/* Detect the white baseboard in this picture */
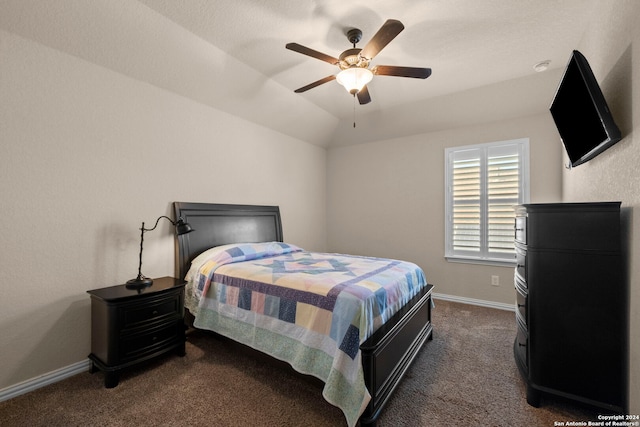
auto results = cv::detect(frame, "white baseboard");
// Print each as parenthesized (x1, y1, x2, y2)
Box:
(0, 359, 91, 403)
(433, 292, 515, 312)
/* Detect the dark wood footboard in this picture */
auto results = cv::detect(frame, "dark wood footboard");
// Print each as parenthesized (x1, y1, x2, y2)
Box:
(359, 284, 434, 425)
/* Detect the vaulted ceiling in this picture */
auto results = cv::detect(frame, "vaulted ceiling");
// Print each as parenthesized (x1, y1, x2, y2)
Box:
(0, 0, 598, 147)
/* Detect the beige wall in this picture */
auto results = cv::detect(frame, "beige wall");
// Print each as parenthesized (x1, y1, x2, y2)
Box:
(562, 0, 640, 413)
(327, 100, 562, 306)
(0, 30, 327, 390)
(1, 0, 638, 414)
(328, 0, 640, 412)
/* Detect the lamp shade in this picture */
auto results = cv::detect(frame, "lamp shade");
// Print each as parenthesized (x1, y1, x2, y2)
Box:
(336, 67, 373, 94)
(175, 218, 193, 235)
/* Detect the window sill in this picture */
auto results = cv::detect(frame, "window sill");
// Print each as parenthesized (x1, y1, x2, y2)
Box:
(445, 256, 516, 268)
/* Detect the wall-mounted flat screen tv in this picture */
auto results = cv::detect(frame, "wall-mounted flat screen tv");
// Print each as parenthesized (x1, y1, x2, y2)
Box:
(549, 50, 621, 168)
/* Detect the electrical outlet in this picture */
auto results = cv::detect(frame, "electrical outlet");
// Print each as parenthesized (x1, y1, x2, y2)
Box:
(491, 275, 500, 286)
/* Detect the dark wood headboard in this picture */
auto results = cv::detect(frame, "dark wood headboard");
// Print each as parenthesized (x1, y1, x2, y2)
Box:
(173, 202, 283, 280)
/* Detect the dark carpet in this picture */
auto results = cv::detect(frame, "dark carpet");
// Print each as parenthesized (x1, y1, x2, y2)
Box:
(0, 300, 600, 426)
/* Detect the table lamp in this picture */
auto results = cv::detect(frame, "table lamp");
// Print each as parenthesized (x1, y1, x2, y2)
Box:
(127, 215, 193, 288)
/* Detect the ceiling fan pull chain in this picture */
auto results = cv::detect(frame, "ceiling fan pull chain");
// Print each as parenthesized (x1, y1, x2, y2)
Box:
(353, 94, 356, 128)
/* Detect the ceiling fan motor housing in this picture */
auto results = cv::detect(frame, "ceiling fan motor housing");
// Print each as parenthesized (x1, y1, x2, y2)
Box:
(339, 48, 370, 70)
(340, 28, 369, 70)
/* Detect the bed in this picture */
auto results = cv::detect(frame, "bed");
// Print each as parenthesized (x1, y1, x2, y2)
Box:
(173, 202, 434, 426)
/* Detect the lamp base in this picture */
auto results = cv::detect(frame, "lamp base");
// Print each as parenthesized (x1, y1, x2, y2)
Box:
(126, 276, 153, 289)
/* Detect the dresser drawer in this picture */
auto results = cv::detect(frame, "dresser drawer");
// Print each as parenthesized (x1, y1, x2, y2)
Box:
(515, 245, 527, 283)
(522, 203, 621, 251)
(515, 281, 527, 325)
(515, 319, 528, 369)
(514, 215, 527, 244)
(121, 293, 182, 330)
(120, 322, 183, 362)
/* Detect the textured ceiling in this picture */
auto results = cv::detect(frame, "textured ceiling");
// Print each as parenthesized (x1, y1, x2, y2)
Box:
(0, 0, 599, 147)
(138, 0, 597, 114)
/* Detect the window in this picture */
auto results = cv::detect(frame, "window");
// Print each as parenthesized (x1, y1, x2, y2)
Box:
(445, 138, 529, 265)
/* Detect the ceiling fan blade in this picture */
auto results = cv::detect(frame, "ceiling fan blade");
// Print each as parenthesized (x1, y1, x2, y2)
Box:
(293, 75, 337, 93)
(359, 19, 405, 60)
(372, 65, 432, 79)
(357, 85, 371, 104)
(286, 43, 340, 65)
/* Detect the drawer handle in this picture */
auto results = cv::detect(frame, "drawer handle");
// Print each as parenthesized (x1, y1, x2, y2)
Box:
(518, 343, 527, 347)
(152, 336, 158, 341)
(152, 310, 159, 315)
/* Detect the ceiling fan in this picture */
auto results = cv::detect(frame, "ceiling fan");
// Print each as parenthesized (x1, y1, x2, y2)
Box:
(285, 19, 432, 105)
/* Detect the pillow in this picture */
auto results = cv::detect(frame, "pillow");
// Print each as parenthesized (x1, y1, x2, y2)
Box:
(186, 242, 302, 280)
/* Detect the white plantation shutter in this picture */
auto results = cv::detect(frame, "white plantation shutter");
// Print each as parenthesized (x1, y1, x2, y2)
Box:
(451, 151, 481, 253)
(445, 139, 529, 264)
(487, 145, 521, 255)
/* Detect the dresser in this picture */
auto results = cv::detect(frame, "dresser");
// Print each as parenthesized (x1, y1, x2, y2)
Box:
(513, 202, 626, 413)
(87, 276, 186, 388)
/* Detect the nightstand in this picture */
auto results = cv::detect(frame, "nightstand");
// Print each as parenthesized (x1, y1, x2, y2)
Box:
(87, 276, 186, 388)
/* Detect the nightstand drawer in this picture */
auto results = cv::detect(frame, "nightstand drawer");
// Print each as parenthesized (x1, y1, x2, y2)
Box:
(122, 295, 181, 329)
(121, 322, 183, 362)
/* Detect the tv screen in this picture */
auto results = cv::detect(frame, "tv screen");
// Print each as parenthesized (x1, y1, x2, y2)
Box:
(549, 50, 621, 168)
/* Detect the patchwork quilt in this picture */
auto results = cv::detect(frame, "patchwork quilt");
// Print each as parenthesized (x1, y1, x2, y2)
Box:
(184, 242, 427, 427)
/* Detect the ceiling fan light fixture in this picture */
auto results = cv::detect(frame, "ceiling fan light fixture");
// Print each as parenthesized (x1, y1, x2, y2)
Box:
(336, 67, 373, 95)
